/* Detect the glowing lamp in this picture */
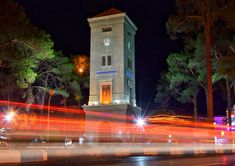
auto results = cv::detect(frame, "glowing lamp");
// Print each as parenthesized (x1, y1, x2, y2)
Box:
(94, 101, 98, 105)
(136, 118, 145, 127)
(115, 100, 121, 104)
(79, 68, 84, 73)
(221, 131, 225, 136)
(5, 111, 15, 122)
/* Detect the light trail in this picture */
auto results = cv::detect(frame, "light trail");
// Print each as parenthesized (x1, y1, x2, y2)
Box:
(0, 100, 134, 121)
(0, 100, 235, 148)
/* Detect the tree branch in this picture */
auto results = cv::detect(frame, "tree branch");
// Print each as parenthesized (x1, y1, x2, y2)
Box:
(229, 46, 235, 54)
(0, 38, 16, 48)
(179, 15, 202, 26)
(37, 70, 54, 77)
(187, 67, 195, 75)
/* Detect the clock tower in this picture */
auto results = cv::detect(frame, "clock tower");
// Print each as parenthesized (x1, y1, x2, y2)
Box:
(83, 8, 140, 142)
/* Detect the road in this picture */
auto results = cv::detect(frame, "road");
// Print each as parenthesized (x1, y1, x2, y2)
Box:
(3, 154, 235, 166)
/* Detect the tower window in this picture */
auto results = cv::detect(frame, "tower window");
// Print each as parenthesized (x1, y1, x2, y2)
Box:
(102, 56, 106, 66)
(128, 41, 131, 52)
(128, 58, 132, 70)
(102, 27, 112, 32)
(101, 55, 112, 66)
(107, 55, 112, 66)
(129, 87, 133, 104)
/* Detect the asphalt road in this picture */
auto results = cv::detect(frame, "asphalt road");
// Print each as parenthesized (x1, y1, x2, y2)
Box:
(3, 154, 235, 166)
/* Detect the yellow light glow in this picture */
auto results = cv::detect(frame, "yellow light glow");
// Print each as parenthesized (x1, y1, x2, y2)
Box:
(5, 111, 15, 122)
(79, 68, 84, 73)
(221, 131, 225, 136)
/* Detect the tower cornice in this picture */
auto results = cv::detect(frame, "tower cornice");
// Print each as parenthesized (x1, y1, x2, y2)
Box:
(88, 9, 137, 31)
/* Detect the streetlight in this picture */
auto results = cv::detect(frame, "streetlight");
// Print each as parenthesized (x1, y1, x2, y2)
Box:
(135, 118, 145, 142)
(79, 68, 84, 74)
(5, 111, 15, 122)
(136, 118, 145, 127)
(168, 134, 172, 144)
(4, 110, 15, 139)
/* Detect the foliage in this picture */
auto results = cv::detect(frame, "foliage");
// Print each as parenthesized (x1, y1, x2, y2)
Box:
(167, 0, 235, 39)
(73, 55, 89, 76)
(217, 55, 235, 81)
(215, 35, 235, 80)
(30, 52, 90, 105)
(166, 0, 235, 119)
(0, 0, 54, 90)
(154, 72, 171, 107)
(0, 0, 90, 107)
(72, 55, 89, 104)
(166, 51, 199, 103)
(155, 34, 210, 119)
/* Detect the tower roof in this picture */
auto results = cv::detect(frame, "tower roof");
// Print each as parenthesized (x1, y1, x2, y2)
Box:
(93, 8, 124, 18)
(88, 7, 137, 31)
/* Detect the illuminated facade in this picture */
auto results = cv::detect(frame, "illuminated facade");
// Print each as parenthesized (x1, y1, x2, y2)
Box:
(83, 8, 140, 142)
(87, 8, 137, 106)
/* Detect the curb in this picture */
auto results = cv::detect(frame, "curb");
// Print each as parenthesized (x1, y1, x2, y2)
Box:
(1, 144, 235, 164)
(45, 144, 235, 157)
(0, 149, 47, 164)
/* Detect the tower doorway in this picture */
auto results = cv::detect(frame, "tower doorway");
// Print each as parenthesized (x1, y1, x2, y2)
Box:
(100, 82, 112, 104)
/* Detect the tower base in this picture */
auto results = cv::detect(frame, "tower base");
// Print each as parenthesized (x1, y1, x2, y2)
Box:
(83, 104, 141, 142)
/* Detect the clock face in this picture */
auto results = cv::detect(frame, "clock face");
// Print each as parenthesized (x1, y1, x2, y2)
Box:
(103, 38, 111, 46)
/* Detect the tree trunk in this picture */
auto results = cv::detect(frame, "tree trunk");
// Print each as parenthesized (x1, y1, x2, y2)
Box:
(233, 85, 235, 100)
(41, 75, 49, 116)
(193, 96, 198, 121)
(226, 78, 232, 126)
(204, 7, 214, 121)
(39, 76, 48, 133)
(26, 87, 34, 111)
(26, 87, 34, 130)
(63, 97, 67, 107)
(47, 94, 52, 142)
(78, 99, 82, 109)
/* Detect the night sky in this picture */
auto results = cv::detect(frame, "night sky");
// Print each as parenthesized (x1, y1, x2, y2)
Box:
(17, 0, 194, 114)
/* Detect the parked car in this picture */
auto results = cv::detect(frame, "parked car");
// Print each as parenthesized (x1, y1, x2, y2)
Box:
(31, 137, 46, 144)
(65, 138, 72, 146)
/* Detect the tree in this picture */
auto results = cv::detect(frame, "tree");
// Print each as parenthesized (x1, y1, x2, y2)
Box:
(166, 47, 206, 120)
(31, 52, 69, 105)
(30, 52, 89, 109)
(74, 55, 89, 76)
(168, 52, 199, 119)
(167, 0, 235, 121)
(155, 34, 212, 120)
(73, 55, 89, 107)
(0, 0, 54, 101)
(215, 37, 235, 125)
(154, 72, 172, 108)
